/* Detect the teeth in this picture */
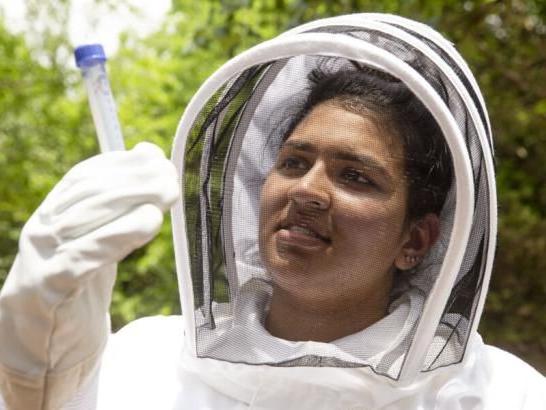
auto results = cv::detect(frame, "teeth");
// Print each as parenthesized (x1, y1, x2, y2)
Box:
(289, 225, 319, 238)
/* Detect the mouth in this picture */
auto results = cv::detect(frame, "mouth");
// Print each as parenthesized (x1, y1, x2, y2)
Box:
(277, 221, 331, 246)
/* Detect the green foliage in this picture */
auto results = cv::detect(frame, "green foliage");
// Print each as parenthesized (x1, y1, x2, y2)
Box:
(0, 0, 544, 369)
(0, 9, 97, 278)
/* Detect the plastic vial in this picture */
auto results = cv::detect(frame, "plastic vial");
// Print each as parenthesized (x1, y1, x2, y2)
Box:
(74, 44, 125, 152)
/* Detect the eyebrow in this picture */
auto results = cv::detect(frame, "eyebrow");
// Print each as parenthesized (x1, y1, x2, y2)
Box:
(281, 140, 394, 182)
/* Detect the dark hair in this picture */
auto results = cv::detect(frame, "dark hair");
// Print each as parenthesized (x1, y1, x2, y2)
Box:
(282, 63, 453, 221)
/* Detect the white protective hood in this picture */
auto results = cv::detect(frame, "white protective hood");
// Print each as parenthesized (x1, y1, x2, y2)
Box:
(169, 13, 497, 402)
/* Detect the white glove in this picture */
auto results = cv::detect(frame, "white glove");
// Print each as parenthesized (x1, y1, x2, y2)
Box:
(0, 142, 179, 410)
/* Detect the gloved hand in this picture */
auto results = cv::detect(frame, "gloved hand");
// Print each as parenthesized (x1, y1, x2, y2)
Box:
(0, 142, 179, 410)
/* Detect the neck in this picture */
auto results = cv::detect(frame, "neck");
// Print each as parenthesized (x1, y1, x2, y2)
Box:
(265, 282, 391, 342)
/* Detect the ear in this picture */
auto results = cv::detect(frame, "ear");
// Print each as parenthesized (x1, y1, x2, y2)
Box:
(394, 213, 440, 271)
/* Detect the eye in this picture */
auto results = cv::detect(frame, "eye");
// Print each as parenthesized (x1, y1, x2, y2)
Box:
(278, 156, 308, 173)
(339, 168, 375, 188)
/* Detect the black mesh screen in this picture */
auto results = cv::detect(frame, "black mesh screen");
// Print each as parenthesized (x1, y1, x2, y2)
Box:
(184, 65, 271, 325)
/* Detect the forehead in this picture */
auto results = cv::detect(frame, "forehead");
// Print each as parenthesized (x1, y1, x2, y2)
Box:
(287, 102, 405, 164)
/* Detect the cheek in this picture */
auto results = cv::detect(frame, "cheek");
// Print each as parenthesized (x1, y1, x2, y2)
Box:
(334, 198, 406, 246)
(259, 175, 287, 216)
(259, 181, 273, 220)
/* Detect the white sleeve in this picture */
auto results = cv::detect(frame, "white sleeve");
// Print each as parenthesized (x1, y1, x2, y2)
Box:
(0, 351, 101, 410)
(59, 366, 100, 410)
(40, 315, 183, 410)
(0, 144, 179, 410)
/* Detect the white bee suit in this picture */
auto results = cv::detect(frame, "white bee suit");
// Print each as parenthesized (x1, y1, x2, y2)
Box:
(0, 13, 544, 410)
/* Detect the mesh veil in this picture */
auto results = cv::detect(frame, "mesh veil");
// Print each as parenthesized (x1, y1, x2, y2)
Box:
(171, 15, 495, 381)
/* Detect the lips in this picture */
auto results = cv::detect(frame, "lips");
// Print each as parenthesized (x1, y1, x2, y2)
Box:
(277, 218, 331, 251)
(281, 223, 330, 243)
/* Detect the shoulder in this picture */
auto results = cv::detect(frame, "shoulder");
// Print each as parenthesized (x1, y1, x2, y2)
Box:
(477, 341, 545, 409)
(96, 316, 185, 409)
(110, 314, 184, 347)
(104, 314, 184, 371)
(480, 343, 544, 379)
(105, 315, 185, 368)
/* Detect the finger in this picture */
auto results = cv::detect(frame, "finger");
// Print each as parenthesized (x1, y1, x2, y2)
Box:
(132, 141, 168, 157)
(39, 155, 178, 228)
(65, 141, 168, 183)
(50, 184, 176, 241)
(53, 203, 165, 282)
(40, 142, 173, 215)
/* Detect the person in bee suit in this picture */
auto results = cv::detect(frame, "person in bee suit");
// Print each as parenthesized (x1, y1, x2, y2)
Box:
(0, 13, 544, 410)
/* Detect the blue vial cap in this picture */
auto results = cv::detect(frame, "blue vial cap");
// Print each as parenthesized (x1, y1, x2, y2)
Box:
(74, 44, 107, 68)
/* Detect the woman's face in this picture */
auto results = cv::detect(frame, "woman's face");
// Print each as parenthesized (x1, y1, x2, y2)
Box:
(259, 101, 412, 307)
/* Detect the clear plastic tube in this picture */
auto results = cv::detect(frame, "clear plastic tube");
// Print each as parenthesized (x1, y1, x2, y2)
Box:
(75, 44, 125, 152)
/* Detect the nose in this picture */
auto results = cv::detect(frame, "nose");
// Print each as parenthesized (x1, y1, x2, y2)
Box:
(287, 162, 331, 211)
